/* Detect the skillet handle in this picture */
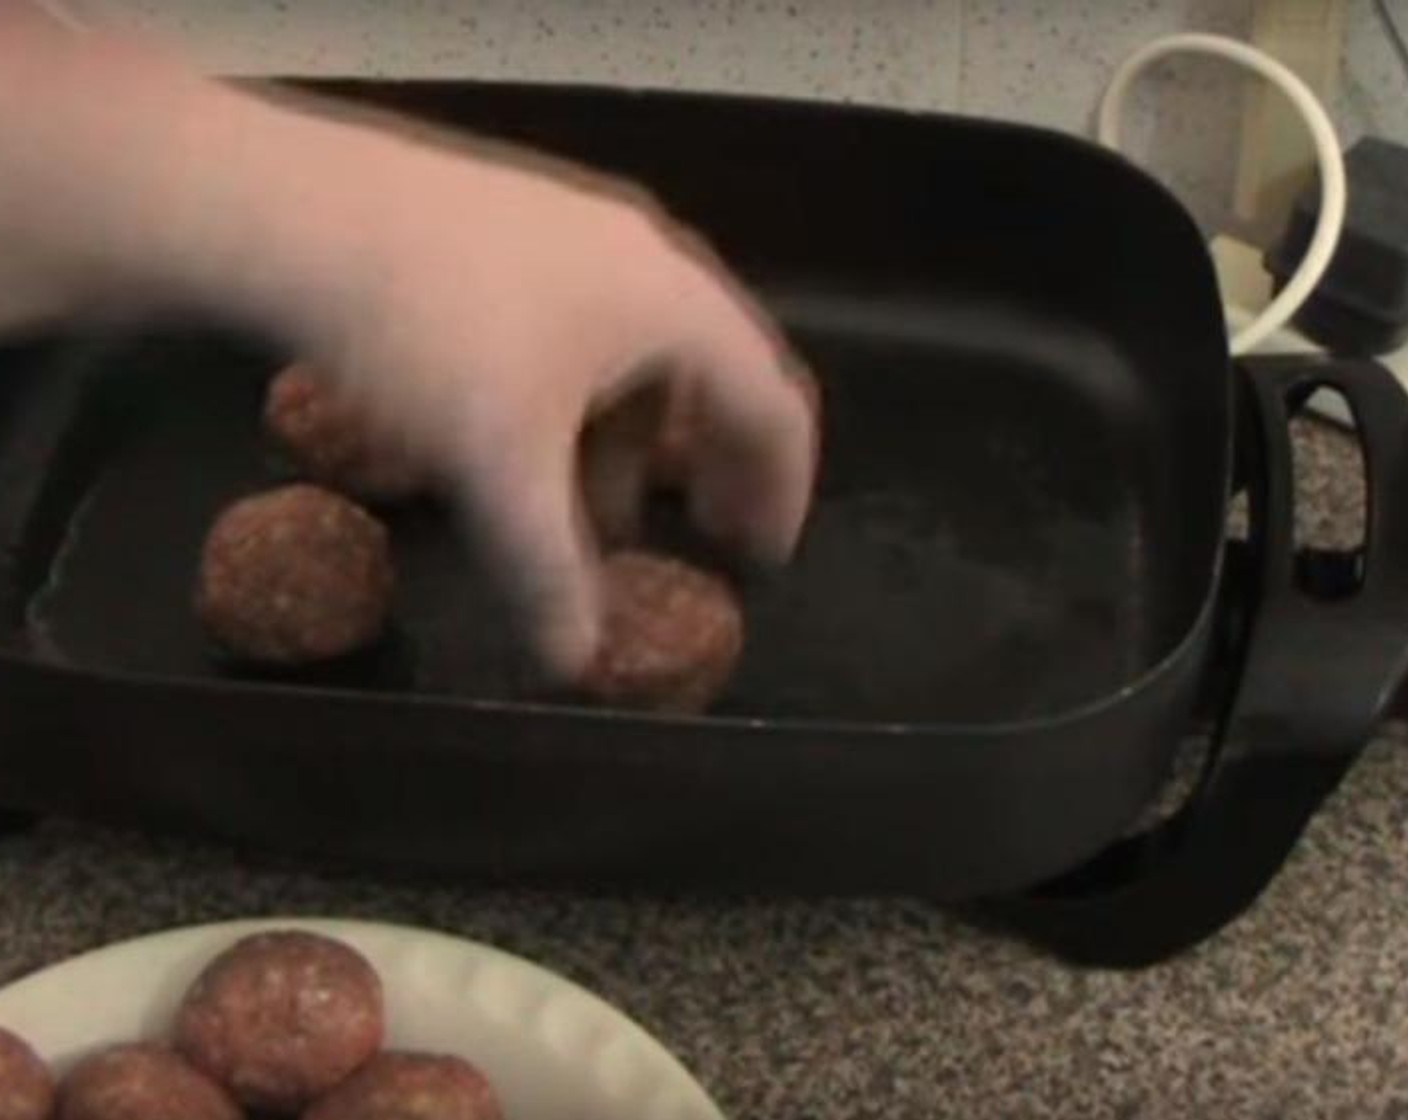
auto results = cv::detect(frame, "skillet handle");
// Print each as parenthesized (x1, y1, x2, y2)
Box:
(990, 354, 1408, 968)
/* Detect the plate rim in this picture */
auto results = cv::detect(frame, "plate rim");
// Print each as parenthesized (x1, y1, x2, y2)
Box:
(0, 915, 727, 1120)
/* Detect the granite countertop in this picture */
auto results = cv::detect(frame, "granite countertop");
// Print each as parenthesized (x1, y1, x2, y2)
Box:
(2, 419, 1402, 1120)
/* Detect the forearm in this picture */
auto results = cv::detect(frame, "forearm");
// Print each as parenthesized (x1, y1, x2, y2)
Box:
(0, 13, 368, 349)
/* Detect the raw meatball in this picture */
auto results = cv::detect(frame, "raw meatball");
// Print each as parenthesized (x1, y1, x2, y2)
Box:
(0, 1027, 54, 1120)
(303, 1052, 502, 1120)
(175, 930, 384, 1114)
(581, 551, 744, 714)
(57, 1045, 239, 1120)
(265, 363, 432, 503)
(196, 484, 394, 664)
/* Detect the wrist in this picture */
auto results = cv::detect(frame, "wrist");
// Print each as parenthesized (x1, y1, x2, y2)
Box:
(152, 88, 390, 355)
(0, 26, 381, 351)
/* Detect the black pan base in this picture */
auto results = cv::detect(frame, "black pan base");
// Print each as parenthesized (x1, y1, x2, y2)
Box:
(0, 82, 1244, 915)
(16, 299, 1154, 727)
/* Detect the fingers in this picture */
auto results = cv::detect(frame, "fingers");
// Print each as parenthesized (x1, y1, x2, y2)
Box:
(669, 287, 819, 566)
(685, 361, 816, 565)
(456, 429, 601, 680)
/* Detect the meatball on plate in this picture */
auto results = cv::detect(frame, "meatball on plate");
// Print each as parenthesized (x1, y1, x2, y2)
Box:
(0, 919, 723, 1120)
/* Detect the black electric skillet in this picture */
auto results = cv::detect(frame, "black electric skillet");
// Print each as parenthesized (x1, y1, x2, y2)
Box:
(2, 82, 1407, 967)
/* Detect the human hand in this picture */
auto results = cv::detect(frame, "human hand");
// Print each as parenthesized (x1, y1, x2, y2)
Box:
(264, 107, 818, 677)
(0, 18, 818, 679)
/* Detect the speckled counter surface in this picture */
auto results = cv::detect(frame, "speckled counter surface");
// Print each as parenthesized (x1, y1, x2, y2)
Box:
(1, 421, 1401, 1120)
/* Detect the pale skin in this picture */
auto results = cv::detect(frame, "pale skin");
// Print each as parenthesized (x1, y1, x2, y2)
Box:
(0, 7, 817, 679)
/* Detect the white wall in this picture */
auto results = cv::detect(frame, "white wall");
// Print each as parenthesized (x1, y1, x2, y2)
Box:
(1341, 0, 1408, 148)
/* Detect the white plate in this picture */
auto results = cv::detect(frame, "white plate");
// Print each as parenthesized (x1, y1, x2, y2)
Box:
(0, 917, 726, 1120)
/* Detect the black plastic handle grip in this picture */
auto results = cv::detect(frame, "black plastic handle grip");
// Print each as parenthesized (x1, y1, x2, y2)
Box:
(992, 354, 1408, 967)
